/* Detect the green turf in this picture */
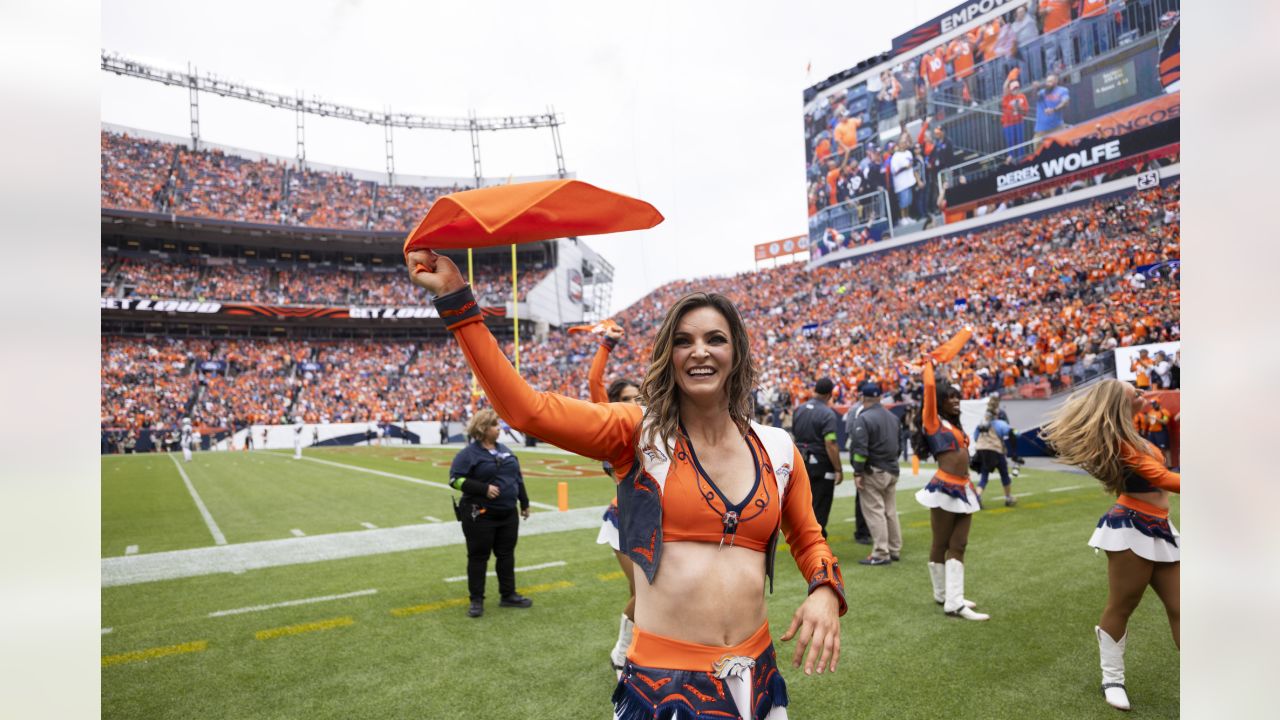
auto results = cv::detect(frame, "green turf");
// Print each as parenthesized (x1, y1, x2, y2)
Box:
(102, 447, 616, 553)
(102, 450, 1179, 718)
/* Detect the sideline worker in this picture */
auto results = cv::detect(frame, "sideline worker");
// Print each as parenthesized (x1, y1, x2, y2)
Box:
(791, 377, 844, 538)
(849, 381, 903, 565)
(449, 408, 533, 618)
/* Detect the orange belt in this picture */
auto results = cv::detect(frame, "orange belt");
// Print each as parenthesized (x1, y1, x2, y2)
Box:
(1118, 494, 1169, 519)
(628, 621, 771, 672)
(934, 469, 971, 486)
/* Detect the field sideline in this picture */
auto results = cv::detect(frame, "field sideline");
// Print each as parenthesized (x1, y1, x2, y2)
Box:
(102, 446, 1179, 718)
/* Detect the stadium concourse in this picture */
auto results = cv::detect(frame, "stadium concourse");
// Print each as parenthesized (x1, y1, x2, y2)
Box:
(101, 142, 1179, 450)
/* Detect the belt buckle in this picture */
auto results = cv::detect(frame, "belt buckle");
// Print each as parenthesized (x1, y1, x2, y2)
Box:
(712, 654, 755, 680)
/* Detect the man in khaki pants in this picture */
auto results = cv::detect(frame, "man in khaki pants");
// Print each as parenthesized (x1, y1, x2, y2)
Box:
(849, 382, 903, 566)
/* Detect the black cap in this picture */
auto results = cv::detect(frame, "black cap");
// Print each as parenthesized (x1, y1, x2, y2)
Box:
(859, 381, 882, 398)
(814, 378, 835, 395)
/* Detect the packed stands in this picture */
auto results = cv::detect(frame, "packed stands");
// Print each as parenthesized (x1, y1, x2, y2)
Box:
(100, 132, 177, 212)
(102, 255, 551, 306)
(100, 130, 459, 232)
(102, 182, 1179, 443)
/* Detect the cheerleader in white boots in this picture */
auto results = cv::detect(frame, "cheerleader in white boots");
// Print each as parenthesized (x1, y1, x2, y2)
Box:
(911, 328, 987, 621)
(1041, 380, 1180, 712)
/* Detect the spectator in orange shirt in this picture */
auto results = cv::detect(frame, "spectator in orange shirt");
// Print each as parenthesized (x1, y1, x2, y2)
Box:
(1077, 0, 1114, 63)
(1040, 0, 1076, 71)
(919, 49, 948, 120)
(1001, 76, 1031, 161)
(1144, 399, 1172, 467)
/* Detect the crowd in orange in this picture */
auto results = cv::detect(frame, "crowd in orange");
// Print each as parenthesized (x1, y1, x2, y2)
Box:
(100, 132, 176, 212)
(101, 182, 1179, 437)
(103, 254, 550, 306)
(100, 131, 459, 232)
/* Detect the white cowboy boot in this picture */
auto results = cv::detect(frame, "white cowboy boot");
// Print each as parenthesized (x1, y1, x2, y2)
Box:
(931, 561, 976, 609)
(944, 559, 989, 620)
(1096, 625, 1131, 711)
(610, 614, 633, 676)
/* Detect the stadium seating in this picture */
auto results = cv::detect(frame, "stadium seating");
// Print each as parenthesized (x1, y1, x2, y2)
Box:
(100, 130, 459, 232)
(101, 182, 1179, 439)
(102, 255, 552, 306)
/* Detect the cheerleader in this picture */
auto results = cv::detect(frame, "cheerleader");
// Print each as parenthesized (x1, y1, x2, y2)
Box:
(586, 321, 644, 675)
(409, 250, 845, 719)
(912, 327, 988, 621)
(1040, 380, 1179, 712)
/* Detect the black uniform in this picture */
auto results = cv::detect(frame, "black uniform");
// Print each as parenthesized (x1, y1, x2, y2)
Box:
(792, 399, 840, 538)
(449, 441, 530, 602)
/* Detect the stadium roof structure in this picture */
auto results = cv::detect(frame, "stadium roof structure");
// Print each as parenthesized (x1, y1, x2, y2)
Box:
(101, 52, 569, 185)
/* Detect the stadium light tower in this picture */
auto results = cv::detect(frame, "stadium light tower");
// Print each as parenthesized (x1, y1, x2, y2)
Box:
(102, 52, 567, 176)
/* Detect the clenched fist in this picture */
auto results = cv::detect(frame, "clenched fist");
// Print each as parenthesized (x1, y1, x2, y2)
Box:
(405, 249, 467, 297)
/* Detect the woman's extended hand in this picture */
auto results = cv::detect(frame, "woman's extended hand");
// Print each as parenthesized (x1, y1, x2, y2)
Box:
(405, 249, 466, 297)
(520, 507, 531, 520)
(486, 484, 500, 500)
(779, 586, 841, 676)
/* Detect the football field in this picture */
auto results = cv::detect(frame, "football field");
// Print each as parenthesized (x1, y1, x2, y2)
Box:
(102, 446, 1179, 719)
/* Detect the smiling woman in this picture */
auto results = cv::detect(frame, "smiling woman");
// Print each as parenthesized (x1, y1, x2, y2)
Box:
(408, 249, 845, 720)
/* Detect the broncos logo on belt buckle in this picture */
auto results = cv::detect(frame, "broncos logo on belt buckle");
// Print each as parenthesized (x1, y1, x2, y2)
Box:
(712, 654, 755, 679)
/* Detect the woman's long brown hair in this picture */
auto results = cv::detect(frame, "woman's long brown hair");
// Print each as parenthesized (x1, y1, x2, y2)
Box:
(1039, 379, 1148, 495)
(637, 293, 757, 459)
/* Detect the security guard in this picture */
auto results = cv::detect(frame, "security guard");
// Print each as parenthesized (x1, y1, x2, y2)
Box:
(791, 377, 844, 538)
(449, 408, 533, 618)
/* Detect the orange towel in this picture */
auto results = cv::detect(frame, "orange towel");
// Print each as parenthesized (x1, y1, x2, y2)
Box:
(567, 318, 622, 335)
(404, 179, 663, 253)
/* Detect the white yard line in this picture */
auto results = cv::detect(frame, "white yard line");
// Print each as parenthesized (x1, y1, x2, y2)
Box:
(124, 545, 138, 556)
(101, 627, 113, 635)
(290, 529, 306, 537)
(208, 589, 378, 618)
(282, 454, 557, 510)
(443, 561, 567, 583)
(168, 454, 227, 546)
(360, 522, 379, 530)
(102, 505, 606, 588)
(423, 516, 442, 523)
(1049, 485, 1088, 493)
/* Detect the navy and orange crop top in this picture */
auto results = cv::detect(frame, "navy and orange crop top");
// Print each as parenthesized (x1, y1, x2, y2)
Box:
(433, 284, 846, 615)
(659, 427, 777, 551)
(1120, 440, 1180, 495)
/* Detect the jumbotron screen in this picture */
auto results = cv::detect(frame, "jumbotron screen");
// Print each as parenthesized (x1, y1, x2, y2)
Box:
(803, 0, 1180, 261)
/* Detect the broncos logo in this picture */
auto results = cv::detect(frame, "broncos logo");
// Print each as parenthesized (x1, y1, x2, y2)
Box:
(775, 463, 791, 483)
(641, 445, 666, 463)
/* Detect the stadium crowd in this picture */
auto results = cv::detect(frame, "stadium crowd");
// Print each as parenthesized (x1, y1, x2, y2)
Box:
(805, 1, 1180, 220)
(102, 183, 1179, 446)
(100, 130, 462, 232)
(102, 254, 550, 306)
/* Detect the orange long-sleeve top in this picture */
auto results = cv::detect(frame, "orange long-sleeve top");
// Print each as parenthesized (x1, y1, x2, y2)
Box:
(1121, 441, 1180, 494)
(922, 327, 973, 436)
(437, 286, 845, 610)
(588, 339, 612, 404)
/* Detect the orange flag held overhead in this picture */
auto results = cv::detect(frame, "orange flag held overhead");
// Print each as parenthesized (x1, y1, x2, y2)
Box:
(403, 179, 663, 254)
(567, 318, 622, 335)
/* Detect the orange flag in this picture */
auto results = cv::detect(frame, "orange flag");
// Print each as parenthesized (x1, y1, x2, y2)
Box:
(403, 179, 663, 254)
(567, 318, 622, 335)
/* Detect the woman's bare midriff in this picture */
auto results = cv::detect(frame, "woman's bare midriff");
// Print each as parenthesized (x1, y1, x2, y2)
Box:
(1123, 488, 1170, 511)
(936, 449, 970, 478)
(633, 540, 768, 646)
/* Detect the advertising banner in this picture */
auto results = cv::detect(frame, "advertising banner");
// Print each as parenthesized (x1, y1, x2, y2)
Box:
(945, 117, 1179, 206)
(754, 235, 809, 262)
(102, 298, 505, 321)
